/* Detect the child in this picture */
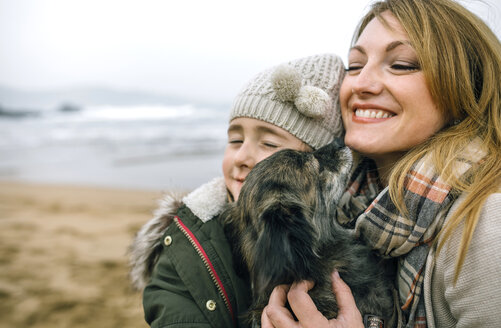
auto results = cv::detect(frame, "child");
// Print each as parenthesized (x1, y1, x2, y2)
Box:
(129, 53, 346, 328)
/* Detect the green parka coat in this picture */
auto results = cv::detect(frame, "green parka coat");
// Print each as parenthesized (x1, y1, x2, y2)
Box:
(129, 177, 251, 328)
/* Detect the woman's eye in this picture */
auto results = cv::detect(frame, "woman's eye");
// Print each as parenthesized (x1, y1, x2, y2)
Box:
(346, 65, 363, 72)
(391, 63, 420, 71)
(229, 139, 242, 144)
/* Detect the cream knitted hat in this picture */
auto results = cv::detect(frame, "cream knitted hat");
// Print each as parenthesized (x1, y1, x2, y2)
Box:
(230, 53, 345, 150)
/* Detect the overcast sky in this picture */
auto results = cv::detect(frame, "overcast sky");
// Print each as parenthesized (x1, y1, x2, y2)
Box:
(1, 0, 500, 103)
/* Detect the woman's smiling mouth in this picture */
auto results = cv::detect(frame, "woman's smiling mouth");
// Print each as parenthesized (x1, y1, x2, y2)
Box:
(354, 109, 395, 118)
(351, 103, 396, 121)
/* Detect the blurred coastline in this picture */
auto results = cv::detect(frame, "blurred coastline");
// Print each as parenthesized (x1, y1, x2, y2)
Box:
(0, 85, 229, 192)
(0, 86, 229, 327)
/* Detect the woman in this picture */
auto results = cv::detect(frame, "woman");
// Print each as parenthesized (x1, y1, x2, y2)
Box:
(262, 0, 501, 327)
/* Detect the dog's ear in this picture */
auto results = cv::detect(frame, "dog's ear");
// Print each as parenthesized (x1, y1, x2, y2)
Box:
(311, 138, 353, 218)
(313, 138, 345, 170)
(219, 204, 251, 280)
(251, 203, 321, 296)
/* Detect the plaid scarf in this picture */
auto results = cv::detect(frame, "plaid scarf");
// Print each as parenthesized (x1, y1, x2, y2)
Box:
(337, 139, 486, 328)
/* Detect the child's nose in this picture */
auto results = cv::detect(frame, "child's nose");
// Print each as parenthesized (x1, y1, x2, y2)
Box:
(234, 142, 257, 169)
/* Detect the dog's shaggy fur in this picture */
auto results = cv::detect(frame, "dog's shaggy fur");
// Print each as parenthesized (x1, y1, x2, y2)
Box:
(219, 139, 395, 326)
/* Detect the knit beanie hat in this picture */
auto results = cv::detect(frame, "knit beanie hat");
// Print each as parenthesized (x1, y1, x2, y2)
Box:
(230, 53, 345, 150)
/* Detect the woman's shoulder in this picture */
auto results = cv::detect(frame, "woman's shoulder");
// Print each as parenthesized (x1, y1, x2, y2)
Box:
(480, 190, 501, 213)
(436, 190, 501, 280)
(432, 191, 501, 286)
(427, 191, 501, 327)
(470, 191, 501, 246)
(445, 190, 501, 245)
(452, 190, 501, 229)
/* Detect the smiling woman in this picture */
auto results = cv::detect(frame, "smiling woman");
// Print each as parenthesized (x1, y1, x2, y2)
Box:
(261, 0, 501, 328)
(340, 11, 447, 183)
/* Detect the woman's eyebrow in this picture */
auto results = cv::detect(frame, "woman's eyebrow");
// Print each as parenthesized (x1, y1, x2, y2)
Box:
(349, 45, 366, 55)
(386, 40, 413, 52)
(349, 40, 413, 55)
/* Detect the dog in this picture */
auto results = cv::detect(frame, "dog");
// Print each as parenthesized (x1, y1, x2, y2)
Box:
(219, 139, 395, 327)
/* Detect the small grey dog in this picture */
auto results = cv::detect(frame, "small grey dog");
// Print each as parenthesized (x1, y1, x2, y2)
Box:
(220, 139, 395, 327)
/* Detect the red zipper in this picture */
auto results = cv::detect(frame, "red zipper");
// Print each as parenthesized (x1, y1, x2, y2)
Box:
(174, 216, 235, 325)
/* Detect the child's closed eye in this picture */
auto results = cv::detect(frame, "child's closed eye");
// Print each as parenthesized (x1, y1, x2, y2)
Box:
(263, 142, 278, 148)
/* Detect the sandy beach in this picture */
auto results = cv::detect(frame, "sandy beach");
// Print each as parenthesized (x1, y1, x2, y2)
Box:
(0, 181, 168, 328)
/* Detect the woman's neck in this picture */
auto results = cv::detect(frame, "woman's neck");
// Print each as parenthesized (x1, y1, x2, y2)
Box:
(372, 153, 404, 187)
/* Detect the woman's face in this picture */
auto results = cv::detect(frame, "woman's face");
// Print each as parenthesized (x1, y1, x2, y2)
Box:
(340, 11, 447, 166)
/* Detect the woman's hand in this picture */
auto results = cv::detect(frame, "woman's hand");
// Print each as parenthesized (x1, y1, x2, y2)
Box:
(261, 271, 364, 328)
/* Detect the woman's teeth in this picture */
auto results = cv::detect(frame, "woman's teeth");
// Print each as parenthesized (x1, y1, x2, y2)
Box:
(355, 109, 394, 118)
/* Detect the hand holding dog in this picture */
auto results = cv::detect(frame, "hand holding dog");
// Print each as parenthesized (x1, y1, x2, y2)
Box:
(261, 271, 364, 328)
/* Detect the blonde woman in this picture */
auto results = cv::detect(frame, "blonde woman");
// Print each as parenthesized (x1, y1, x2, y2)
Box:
(262, 0, 501, 327)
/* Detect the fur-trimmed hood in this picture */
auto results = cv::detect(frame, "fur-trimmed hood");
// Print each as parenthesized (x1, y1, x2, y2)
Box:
(128, 177, 228, 290)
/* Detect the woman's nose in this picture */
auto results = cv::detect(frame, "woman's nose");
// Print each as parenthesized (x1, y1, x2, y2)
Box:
(351, 65, 384, 96)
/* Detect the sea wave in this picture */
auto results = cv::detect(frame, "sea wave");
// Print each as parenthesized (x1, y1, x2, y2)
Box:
(0, 103, 229, 189)
(0, 103, 228, 149)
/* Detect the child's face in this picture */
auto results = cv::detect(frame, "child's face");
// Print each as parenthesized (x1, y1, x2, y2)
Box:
(222, 117, 312, 201)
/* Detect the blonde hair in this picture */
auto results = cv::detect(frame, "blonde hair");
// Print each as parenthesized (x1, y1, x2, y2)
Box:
(354, 0, 501, 282)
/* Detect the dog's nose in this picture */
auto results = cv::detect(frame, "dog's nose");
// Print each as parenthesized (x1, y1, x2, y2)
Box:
(331, 137, 345, 148)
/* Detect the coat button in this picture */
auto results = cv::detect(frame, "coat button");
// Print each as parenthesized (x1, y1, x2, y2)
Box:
(164, 235, 172, 246)
(206, 300, 216, 311)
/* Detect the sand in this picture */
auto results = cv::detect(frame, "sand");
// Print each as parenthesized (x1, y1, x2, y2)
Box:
(0, 181, 168, 328)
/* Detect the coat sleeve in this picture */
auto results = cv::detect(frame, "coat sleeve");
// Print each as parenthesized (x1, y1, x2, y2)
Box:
(429, 192, 501, 327)
(143, 252, 211, 328)
(143, 234, 212, 328)
(142, 217, 239, 328)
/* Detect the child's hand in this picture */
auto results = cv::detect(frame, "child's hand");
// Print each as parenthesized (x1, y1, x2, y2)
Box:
(261, 271, 364, 328)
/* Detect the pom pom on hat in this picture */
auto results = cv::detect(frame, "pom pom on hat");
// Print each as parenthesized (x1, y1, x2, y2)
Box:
(271, 65, 302, 102)
(272, 64, 330, 119)
(295, 85, 331, 119)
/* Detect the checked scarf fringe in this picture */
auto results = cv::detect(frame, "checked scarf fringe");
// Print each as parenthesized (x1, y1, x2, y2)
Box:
(337, 138, 486, 328)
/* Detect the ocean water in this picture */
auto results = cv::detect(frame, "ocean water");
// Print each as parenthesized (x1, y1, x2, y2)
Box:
(0, 104, 228, 191)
